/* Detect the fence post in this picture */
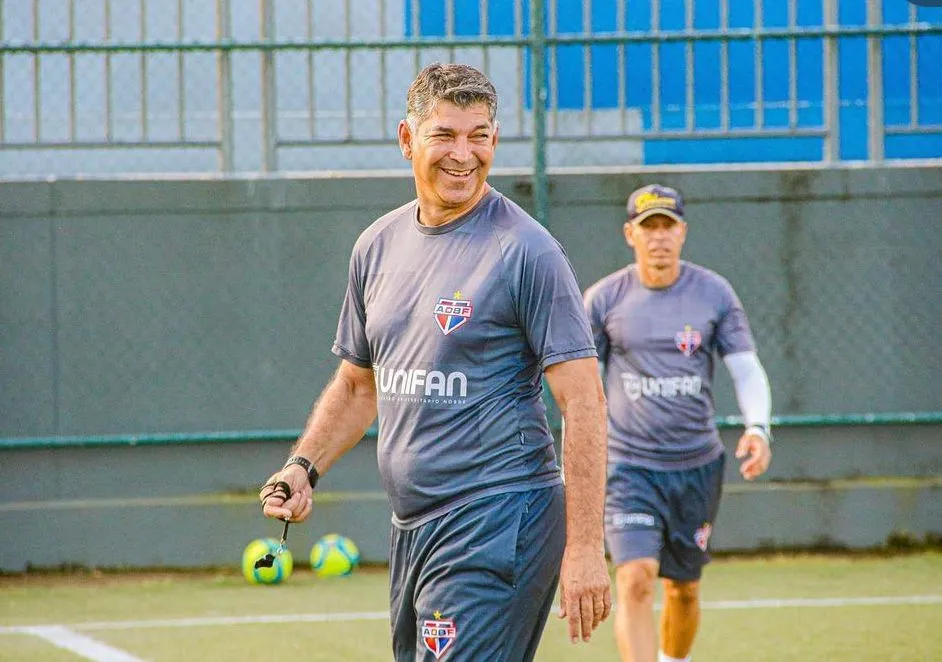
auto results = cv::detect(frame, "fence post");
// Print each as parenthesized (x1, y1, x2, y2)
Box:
(822, 0, 839, 163)
(0, 1, 5, 143)
(260, 0, 277, 172)
(216, 0, 234, 172)
(530, 0, 549, 226)
(866, 0, 884, 162)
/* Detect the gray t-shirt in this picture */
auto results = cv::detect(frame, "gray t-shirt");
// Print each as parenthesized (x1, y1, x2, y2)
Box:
(333, 188, 597, 527)
(584, 262, 755, 470)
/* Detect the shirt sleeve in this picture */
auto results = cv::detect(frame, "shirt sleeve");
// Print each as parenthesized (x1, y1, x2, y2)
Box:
(583, 282, 611, 367)
(723, 351, 771, 428)
(715, 281, 757, 357)
(331, 244, 372, 368)
(514, 240, 598, 370)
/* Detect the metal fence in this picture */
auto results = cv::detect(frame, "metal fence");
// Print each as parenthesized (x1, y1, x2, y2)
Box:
(1, 0, 941, 184)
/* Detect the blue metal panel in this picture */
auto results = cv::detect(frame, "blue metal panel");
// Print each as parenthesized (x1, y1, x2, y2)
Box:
(408, 0, 942, 163)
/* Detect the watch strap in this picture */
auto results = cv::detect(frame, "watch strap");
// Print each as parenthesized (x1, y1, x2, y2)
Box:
(283, 455, 320, 489)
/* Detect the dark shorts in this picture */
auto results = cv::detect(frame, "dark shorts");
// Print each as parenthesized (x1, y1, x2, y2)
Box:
(604, 454, 725, 581)
(389, 485, 565, 661)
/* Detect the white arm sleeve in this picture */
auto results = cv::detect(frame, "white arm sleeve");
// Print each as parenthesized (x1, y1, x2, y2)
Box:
(723, 350, 771, 428)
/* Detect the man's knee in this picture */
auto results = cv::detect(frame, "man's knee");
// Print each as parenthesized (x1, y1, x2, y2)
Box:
(662, 578, 700, 608)
(616, 559, 659, 606)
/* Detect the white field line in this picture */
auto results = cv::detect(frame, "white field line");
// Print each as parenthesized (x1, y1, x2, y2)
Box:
(2, 597, 940, 636)
(18, 626, 145, 662)
(0, 611, 391, 635)
(699, 595, 942, 609)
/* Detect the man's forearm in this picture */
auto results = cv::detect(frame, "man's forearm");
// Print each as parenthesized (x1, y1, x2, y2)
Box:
(291, 367, 377, 475)
(561, 392, 608, 548)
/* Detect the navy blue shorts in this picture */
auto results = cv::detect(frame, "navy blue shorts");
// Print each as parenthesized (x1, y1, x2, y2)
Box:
(389, 485, 565, 661)
(604, 454, 725, 581)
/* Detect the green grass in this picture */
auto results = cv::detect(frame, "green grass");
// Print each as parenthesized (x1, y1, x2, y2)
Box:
(1, 552, 941, 661)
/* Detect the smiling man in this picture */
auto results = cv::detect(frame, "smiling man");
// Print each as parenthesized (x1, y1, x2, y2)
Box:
(584, 184, 773, 662)
(259, 63, 611, 661)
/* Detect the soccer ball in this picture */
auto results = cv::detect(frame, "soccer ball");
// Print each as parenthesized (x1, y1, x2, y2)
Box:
(242, 537, 293, 585)
(310, 533, 360, 578)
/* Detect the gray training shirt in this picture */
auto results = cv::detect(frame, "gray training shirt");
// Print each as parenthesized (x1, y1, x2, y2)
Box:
(333, 188, 597, 527)
(584, 262, 756, 470)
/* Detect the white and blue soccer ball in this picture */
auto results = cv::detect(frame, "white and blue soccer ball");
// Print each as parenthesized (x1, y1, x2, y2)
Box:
(310, 533, 361, 578)
(242, 537, 293, 585)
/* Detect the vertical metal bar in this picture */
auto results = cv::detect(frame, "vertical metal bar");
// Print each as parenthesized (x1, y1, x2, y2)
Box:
(140, 0, 148, 140)
(684, 0, 694, 132)
(482, 0, 490, 77)
(788, 0, 798, 129)
(516, 0, 524, 136)
(583, 0, 593, 136)
(33, 0, 41, 141)
(548, 0, 557, 136)
(530, 0, 549, 226)
(445, 0, 455, 62)
(651, 0, 661, 132)
(306, 0, 315, 138)
(822, 0, 838, 162)
(909, 2, 918, 127)
(216, 0, 233, 171)
(177, 0, 186, 140)
(344, 0, 352, 140)
(754, 0, 763, 129)
(104, 0, 112, 141)
(379, 0, 388, 139)
(617, 0, 626, 133)
(260, 0, 277, 171)
(412, 0, 420, 74)
(720, 0, 729, 131)
(0, 0, 5, 142)
(68, 0, 76, 140)
(866, 0, 883, 160)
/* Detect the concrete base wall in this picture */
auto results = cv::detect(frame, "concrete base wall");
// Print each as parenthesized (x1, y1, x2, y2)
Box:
(1, 424, 939, 571)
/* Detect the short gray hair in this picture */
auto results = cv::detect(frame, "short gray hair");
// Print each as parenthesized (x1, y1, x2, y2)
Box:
(406, 63, 498, 129)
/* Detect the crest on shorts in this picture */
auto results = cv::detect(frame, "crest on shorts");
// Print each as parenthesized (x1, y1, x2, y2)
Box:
(675, 325, 702, 357)
(434, 291, 473, 336)
(422, 611, 457, 659)
(694, 523, 713, 551)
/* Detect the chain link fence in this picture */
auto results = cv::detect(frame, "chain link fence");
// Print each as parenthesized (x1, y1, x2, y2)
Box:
(1, 1, 941, 438)
(1, 0, 941, 177)
(713, 190, 942, 417)
(2, 169, 940, 440)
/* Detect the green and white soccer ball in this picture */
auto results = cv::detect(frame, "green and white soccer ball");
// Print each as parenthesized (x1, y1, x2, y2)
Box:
(242, 537, 293, 585)
(310, 533, 361, 578)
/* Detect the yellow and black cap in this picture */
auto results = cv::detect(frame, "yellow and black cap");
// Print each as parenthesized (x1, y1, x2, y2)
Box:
(627, 184, 685, 224)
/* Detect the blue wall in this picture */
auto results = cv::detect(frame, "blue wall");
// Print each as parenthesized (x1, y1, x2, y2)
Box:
(406, 0, 942, 163)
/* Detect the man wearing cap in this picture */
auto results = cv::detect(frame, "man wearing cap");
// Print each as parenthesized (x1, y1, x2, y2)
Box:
(583, 184, 773, 662)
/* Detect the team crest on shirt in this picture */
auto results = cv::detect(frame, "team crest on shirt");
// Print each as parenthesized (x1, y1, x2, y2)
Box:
(422, 611, 457, 659)
(434, 291, 473, 336)
(675, 324, 702, 357)
(694, 523, 713, 551)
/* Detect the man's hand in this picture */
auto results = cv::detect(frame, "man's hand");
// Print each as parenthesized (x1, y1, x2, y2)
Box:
(258, 464, 313, 522)
(557, 543, 612, 643)
(735, 432, 772, 481)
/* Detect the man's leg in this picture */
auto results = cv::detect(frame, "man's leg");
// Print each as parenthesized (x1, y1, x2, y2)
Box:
(389, 525, 419, 661)
(659, 578, 700, 660)
(605, 462, 671, 662)
(501, 485, 566, 660)
(655, 454, 725, 662)
(409, 486, 565, 661)
(614, 558, 660, 662)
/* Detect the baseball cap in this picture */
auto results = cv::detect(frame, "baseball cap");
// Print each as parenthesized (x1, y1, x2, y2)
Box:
(626, 184, 685, 224)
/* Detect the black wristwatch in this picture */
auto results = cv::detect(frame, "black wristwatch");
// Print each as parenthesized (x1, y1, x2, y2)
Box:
(283, 455, 320, 489)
